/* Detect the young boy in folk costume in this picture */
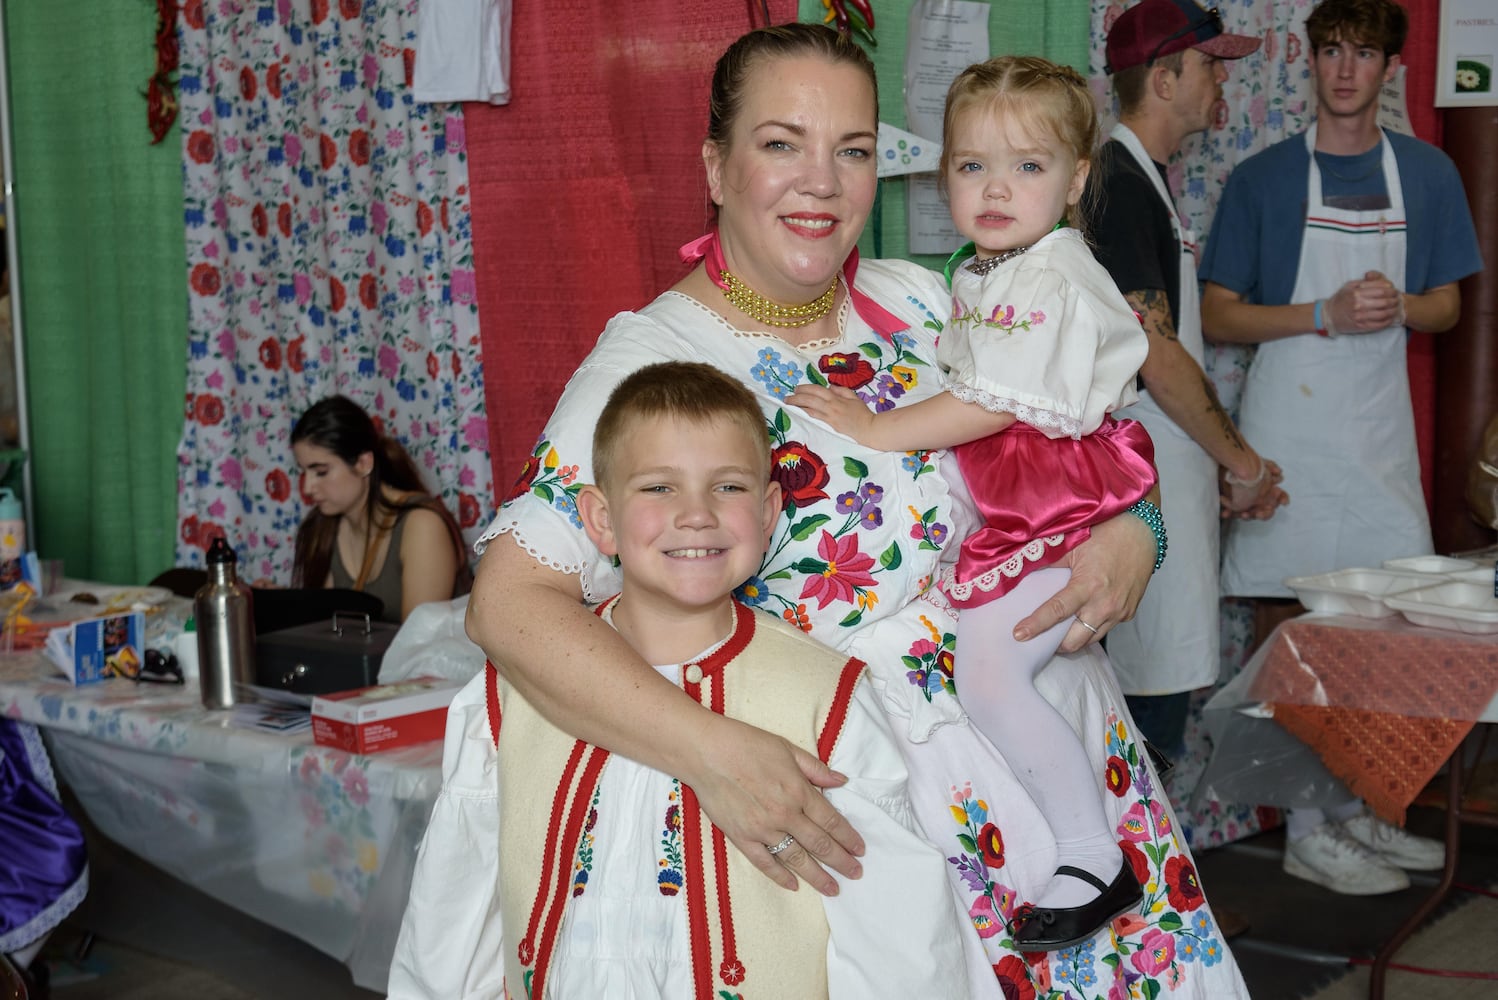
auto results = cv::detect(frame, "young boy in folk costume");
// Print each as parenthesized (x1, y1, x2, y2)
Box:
(493, 362, 975, 999)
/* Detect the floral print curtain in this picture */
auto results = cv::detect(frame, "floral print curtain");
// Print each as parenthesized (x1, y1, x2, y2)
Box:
(174, 0, 491, 582)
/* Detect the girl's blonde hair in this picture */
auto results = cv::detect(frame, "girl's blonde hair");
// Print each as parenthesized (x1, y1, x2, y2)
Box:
(939, 55, 1100, 237)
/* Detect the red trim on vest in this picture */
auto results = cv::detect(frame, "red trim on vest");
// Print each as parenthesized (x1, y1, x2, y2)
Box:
(679, 782, 714, 1000)
(485, 661, 501, 750)
(817, 657, 866, 763)
(531, 744, 610, 1000)
(712, 822, 743, 988)
(520, 740, 588, 970)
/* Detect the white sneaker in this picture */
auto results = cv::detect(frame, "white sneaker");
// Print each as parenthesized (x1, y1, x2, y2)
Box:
(1340, 813, 1446, 871)
(1283, 825, 1411, 895)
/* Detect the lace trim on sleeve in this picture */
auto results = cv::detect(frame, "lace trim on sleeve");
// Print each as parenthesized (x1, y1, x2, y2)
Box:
(943, 382, 1083, 440)
(474, 518, 610, 605)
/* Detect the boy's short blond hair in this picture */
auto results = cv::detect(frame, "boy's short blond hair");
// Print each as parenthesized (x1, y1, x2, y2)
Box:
(592, 362, 771, 491)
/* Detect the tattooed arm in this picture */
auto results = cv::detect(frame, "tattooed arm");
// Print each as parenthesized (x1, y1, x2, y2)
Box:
(1127, 288, 1287, 518)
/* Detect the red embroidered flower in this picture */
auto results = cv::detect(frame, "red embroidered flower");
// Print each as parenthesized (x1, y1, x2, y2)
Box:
(310, 0, 329, 23)
(402, 48, 416, 88)
(239, 66, 257, 102)
(348, 129, 371, 167)
(267, 64, 282, 100)
(251, 203, 267, 238)
(265, 469, 291, 503)
(798, 530, 877, 610)
(992, 955, 1035, 1000)
(181, 514, 200, 547)
(440, 197, 450, 231)
(258, 338, 282, 370)
(416, 201, 434, 237)
(329, 277, 346, 312)
(319, 133, 337, 170)
(286, 336, 307, 373)
(182, 0, 205, 29)
(1120, 840, 1150, 887)
(278, 203, 293, 238)
(194, 394, 225, 426)
(769, 441, 829, 511)
(1164, 854, 1204, 912)
(187, 130, 215, 164)
(818, 351, 876, 389)
(458, 492, 481, 528)
(426, 352, 439, 379)
(505, 455, 540, 503)
(359, 274, 378, 310)
(339, 0, 361, 18)
(189, 263, 221, 297)
(197, 521, 226, 551)
(977, 821, 1005, 869)
(450, 352, 462, 377)
(1105, 755, 1132, 797)
(719, 960, 745, 986)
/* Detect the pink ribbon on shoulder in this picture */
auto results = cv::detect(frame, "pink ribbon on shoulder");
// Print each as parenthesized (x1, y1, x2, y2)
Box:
(679, 230, 906, 343)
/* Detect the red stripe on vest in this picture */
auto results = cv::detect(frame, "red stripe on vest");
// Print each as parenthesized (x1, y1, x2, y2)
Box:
(520, 740, 589, 966)
(679, 782, 714, 1000)
(531, 745, 610, 1000)
(485, 661, 501, 749)
(817, 657, 866, 763)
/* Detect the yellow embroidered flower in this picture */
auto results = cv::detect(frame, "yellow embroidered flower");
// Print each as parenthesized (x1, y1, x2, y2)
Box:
(890, 365, 918, 389)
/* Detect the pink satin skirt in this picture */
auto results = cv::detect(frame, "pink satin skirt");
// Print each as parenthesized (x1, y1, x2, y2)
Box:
(945, 416, 1156, 609)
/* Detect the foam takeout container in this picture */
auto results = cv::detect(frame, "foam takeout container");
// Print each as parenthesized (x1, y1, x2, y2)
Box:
(1382, 580, 1498, 634)
(1284, 568, 1431, 619)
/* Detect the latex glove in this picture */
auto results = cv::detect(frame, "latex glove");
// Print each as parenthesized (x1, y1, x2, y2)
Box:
(1221, 459, 1288, 520)
(1325, 272, 1401, 335)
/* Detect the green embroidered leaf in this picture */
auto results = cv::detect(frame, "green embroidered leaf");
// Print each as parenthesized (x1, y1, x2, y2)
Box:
(764, 569, 792, 581)
(774, 408, 791, 433)
(919, 540, 940, 552)
(879, 543, 902, 570)
(789, 514, 831, 540)
(1144, 842, 1168, 867)
(804, 362, 828, 387)
(843, 456, 869, 478)
(1142, 978, 1162, 1000)
(859, 342, 882, 358)
(1157, 911, 1183, 931)
(957, 834, 978, 853)
(921, 505, 938, 522)
(534, 484, 555, 502)
(791, 558, 830, 575)
(901, 655, 921, 669)
(1102, 954, 1121, 970)
(839, 609, 864, 627)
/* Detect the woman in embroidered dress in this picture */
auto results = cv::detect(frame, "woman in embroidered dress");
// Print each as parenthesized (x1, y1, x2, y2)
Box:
(390, 23, 1250, 1000)
(789, 56, 1157, 951)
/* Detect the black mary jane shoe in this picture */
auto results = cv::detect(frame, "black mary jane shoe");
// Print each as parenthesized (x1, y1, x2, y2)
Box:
(1012, 863, 1144, 952)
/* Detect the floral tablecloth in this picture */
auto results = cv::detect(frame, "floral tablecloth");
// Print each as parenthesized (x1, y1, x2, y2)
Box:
(0, 651, 441, 992)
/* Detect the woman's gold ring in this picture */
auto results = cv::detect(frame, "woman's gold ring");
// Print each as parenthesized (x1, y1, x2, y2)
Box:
(1075, 615, 1100, 634)
(766, 834, 795, 856)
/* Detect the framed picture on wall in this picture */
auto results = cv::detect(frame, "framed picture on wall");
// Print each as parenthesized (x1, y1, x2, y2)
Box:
(1435, 0, 1498, 107)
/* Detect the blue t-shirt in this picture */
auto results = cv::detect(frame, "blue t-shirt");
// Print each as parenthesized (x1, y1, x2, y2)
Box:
(1199, 128, 1482, 305)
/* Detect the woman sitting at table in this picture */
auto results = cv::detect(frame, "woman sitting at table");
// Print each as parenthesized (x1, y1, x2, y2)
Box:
(291, 395, 471, 623)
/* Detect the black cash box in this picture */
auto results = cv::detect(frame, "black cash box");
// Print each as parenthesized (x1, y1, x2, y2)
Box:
(254, 613, 400, 694)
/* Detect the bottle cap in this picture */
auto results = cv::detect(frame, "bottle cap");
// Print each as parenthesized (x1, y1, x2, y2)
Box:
(0, 488, 20, 521)
(205, 536, 237, 566)
(184, 616, 196, 632)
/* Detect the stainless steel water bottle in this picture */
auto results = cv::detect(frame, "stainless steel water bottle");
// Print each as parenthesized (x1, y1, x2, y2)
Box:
(195, 536, 255, 709)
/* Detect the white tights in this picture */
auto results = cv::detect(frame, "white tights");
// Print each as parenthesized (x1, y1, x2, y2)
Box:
(958, 567, 1123, 910)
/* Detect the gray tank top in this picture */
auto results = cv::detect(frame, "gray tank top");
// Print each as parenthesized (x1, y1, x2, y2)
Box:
(329, 510, 408, 624)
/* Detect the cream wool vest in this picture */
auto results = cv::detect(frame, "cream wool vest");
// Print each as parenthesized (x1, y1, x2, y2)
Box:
(493, 599, 867, 1000)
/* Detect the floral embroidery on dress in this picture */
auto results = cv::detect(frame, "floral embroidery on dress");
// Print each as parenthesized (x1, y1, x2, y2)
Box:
(903, 614, 956, 702)
(657, 780, 684, 897)
(571, 788, 600, 897)
(505, 434, 582, 528)
(946, 711, 1226, 998)
(951, 298, 1045, 336)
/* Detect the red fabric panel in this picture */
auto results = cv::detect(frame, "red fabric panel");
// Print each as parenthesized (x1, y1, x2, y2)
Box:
(466, 2, 797, 496)
(1403, 0, 1440, 512)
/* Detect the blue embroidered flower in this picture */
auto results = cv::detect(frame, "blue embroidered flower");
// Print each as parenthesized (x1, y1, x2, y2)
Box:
(735, 576, 770, 606)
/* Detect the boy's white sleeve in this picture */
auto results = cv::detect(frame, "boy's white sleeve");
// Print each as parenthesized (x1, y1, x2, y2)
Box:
(822, 682, 989, 1000)
(387, 671, 507, 999)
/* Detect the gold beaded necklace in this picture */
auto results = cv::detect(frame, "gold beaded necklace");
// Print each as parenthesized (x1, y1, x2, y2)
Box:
(720, 270, 838, 329)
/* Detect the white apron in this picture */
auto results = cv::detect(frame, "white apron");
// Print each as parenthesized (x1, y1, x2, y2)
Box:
(1220, 126, 1430, 598)
(1105, 124, 1220, 696)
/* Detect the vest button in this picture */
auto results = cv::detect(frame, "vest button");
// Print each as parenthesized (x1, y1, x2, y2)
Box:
(684, 664, 704, 685)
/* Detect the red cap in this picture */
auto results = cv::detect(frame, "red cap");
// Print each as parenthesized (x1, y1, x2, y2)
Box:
(1105, 0, 1262, 75)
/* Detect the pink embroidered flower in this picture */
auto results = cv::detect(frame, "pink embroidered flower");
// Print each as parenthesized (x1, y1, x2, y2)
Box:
(969, 894, 1003, 939)
(1118, 799, 1169, 842)
(1130, 927, 1176, 976)
(798, 531, 877, 609)
(1111, 911, 1148, 938)
(988, 303, 1015, 325)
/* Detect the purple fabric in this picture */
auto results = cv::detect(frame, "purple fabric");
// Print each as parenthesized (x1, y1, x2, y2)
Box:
(947, 416, 1158, 607)
(0, 718, 87, 952)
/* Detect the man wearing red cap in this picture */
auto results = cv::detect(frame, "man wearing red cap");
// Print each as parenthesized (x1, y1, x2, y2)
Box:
(1090, 0, 1281, 786)
(1200, 0, 1480, 896)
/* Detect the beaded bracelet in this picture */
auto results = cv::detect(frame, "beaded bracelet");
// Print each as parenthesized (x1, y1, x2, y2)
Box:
(1128, 499, 1168, 573)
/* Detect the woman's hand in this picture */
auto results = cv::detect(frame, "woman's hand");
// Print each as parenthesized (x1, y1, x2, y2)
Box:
(1013, 507, 1154, 652)
(687, 715, 866, 895)
(786, 383, 875, 441)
